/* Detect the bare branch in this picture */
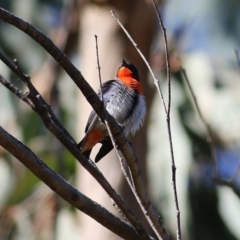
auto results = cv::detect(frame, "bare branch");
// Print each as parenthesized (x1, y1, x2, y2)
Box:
(151, 1, 181, 239)
(0, 50, 76, 144)
(0, 50, 34, 106)
(94, 35, 104, 104)
(0, 74, 33, 107)
(151, 0, 171, 114)
(111, 8, 174, 240)
(94, 35, 153, 240)
(0, 126, 140, 240)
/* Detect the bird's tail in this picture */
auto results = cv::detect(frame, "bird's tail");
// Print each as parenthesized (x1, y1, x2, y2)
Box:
(95, 138, 113, 163)
(77, 133, 113, 162)
(77, 138, 92, 159)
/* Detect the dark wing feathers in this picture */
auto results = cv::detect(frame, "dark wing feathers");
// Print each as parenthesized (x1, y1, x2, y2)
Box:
(78, 80, 116, 160)
(95, 138, 114, 163)
(84, 80, 116, 134)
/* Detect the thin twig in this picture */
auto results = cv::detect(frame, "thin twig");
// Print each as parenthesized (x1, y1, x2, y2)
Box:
(0, 49, 76, 143)
(0, 51, 27, 87)
(111, 10, 167, 115)
(151, 1, 181, 239)
(94, 35, 152, 240)
(0, 50, 150, 240)
(94, 34, 133, 189)
(94, 36, 134, 191)
(151, 0, 171, 114)
(0, 74, 34, 107)
(0, 51, 34, 108)
(95, 35, 167, 239)
(94, 35, 104, 104)
(107, 120, 169, 240)
(111, 9, 171, 240)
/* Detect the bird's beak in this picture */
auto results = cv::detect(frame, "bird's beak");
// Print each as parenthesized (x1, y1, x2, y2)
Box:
(122, 59, 127, 65)
(120, 59, 128, 68)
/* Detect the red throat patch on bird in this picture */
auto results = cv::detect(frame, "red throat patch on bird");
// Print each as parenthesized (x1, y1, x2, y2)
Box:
(117, 67, 143, 94)
(78, 60, 145, 162)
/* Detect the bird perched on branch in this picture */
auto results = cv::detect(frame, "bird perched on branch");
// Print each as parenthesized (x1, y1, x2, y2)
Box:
(78, 59, 146, 162)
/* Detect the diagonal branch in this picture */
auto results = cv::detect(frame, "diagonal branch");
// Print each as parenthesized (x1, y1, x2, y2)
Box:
(0, 126, 140, 240)
(0, 74, 33, 107)
(111, 10, 170, 240)
(94, 35, 104, 104)
(94, 35, 153, 240)
(151, 1, 181, 239)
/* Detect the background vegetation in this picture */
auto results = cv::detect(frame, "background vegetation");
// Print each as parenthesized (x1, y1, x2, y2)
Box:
(0, 0, 240, 239)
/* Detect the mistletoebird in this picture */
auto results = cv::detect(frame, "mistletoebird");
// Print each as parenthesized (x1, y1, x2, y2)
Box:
(78, 59, 146, 162)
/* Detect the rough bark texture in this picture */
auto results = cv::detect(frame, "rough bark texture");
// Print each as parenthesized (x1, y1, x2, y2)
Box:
(76, 1, 157, 239)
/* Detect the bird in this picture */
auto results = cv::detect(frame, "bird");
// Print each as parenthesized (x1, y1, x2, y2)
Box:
(78, 59, 146, 163)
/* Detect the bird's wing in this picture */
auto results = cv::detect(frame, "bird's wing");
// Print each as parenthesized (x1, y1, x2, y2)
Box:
(78, 80, 116, 151)
(95, 137, 113, 163)
(84, 79, 116, 134)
